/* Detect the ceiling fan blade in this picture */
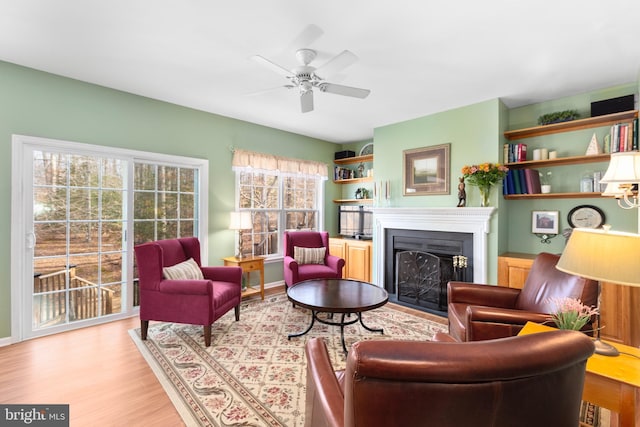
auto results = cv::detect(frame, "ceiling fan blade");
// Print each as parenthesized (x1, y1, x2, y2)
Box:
(300, 89, 314, 113)
(314, 50, 358, 79)
(319, 83, 370, 99)
(286, 24, 324, 51)
(251, 55, 293, 77)
(246, 85, 294, 97)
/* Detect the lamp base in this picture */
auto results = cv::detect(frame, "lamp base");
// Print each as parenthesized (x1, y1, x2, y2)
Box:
(593, 338, 620, 357)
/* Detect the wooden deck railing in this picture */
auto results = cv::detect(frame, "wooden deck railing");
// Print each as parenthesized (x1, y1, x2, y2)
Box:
(33, 266, 115, 328)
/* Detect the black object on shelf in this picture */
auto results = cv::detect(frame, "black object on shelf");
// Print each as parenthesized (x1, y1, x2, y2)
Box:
(591, 94, 635, 117)
(334, 150, 355, 160)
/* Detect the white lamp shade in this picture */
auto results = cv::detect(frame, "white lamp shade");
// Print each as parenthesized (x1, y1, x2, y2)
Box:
(601, 182, 627, 197)
(600, 151, 640, 184)
(229, 211, 252, 230)
(556, 228, 640, 287)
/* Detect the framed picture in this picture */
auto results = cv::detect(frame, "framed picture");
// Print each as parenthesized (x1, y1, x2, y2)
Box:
(403, 143, 450, 196)
(531, 210, 559, 234)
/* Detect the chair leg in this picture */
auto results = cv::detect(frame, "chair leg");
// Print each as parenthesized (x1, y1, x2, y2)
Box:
(203, 325, 212, 347)
(234, 304, 240, 321)
(141, 319, 149, 340)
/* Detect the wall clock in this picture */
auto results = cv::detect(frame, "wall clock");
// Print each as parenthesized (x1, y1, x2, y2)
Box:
(359, 143, 374, 156)
(567, 205, 605, 228)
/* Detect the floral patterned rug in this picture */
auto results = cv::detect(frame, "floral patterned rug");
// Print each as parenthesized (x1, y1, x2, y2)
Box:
(129, 292, 607, 427)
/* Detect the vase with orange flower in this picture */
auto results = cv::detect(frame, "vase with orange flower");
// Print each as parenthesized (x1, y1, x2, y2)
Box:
(461, 163, 508, 207)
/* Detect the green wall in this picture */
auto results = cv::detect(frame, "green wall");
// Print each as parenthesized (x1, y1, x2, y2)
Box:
(372, 100, 503, 282)
(0, 61, 339, 339)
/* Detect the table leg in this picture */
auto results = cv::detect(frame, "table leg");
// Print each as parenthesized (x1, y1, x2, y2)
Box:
(359, 312, 384, 334)
(340, 313, 348, 353)
(288, 310, 317, 340)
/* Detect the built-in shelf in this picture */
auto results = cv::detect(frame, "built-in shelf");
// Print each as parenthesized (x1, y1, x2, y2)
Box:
(333, 154, 373, 165)
(503, 110, 638, 200)
(505, 153, 610, 169)
(504, 110, 638, 140)
(332, 198, 373, 204)
(333, 176, 373, 184)
(334, 153, 374, 204)
(503, 192, 604, 200)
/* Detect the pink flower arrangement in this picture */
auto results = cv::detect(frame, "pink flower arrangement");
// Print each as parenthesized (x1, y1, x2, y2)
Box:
(461, 163, 508, 187)
(549, 297, 598, 331)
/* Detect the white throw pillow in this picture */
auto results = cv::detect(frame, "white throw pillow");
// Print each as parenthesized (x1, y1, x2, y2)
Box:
(162, 258, 204, 280)
(293, 246, 326, 265)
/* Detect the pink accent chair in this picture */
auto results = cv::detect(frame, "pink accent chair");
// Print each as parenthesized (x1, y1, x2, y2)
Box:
(283, 231, 345, 288)
(134, 237, 242, 347)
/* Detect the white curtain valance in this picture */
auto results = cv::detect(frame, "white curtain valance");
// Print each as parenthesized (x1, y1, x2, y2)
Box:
(232, 148, 328, 179)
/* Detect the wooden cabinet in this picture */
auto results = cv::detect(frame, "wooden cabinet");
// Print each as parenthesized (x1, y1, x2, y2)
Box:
(498, 253, 640, 346)
(329, 238, 372, 282)
(333, 154, 374, 204)
(503, 110, 638, 200)
(497, 252, 537, 288)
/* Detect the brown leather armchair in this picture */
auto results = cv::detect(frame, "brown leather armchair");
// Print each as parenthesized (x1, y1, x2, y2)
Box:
(305, 332, 594, 427)
(448, 252, 599, 341)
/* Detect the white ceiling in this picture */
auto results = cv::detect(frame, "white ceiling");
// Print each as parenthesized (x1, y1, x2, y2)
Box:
(1, 0, 639, 144)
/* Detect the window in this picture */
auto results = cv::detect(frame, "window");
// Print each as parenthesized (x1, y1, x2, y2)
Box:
(133, 163, 199, 245)
(232, 150, 327, 258)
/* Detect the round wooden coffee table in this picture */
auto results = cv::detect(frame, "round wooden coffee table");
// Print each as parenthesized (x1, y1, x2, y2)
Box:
(287, 278, 389, 353)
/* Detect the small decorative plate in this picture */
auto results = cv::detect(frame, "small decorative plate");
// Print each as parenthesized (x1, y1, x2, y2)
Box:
(359, 143, 374, 156)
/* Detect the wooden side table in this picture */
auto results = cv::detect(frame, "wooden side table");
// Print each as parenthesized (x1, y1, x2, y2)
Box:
(520, 321, 640, 427)
(222, 256, 265, 300)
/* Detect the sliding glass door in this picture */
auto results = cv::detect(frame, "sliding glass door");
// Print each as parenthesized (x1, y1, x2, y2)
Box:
(12, 135, 207, 340)
(32, 151, 127, 329)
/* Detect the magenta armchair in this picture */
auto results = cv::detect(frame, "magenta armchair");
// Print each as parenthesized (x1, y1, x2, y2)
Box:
(283, 231, 345, 287)
(134, 237, 242, 346)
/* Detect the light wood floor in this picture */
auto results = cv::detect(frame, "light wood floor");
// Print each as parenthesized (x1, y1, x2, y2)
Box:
(0, 286, 446, 426)
(0, 315, 184, 427)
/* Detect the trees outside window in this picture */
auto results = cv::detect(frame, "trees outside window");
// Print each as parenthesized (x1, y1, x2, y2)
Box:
(13, 134, 207, 339)
(237, 171, 322, 258)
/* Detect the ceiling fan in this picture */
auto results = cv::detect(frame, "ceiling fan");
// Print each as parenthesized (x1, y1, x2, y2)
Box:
(251, 29, 371, 113)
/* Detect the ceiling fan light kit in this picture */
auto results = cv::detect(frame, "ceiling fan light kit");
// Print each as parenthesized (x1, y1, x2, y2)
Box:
(252, 32, 371, 113)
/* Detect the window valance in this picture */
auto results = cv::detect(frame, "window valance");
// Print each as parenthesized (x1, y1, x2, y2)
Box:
(232, 148, 328, 179)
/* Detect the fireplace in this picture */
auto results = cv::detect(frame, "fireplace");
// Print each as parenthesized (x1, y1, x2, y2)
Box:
(386, 228, 473, 313)
(373, 207, 496, 315)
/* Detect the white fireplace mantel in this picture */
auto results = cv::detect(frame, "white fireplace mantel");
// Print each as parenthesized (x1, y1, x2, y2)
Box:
(373, 207, 496, 286)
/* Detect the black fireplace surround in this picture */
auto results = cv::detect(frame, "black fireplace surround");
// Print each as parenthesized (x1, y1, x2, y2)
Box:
(384, 228, 473, 316)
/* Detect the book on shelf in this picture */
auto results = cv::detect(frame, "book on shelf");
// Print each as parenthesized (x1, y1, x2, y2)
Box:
(503, 169, 541, 195)
(608, 119, 638, 153)
(524, 169, 542, 194)
(517, 169, 528, 194)
(505, 170, 515, 194)
(504, 143, 527, 163)
(512, 169, 522, 194)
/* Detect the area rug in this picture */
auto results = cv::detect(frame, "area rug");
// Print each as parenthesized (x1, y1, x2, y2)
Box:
(129, 292, 608, 427)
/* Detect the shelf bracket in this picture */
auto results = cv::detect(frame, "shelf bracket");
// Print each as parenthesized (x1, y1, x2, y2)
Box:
(534, 233, 557, 244)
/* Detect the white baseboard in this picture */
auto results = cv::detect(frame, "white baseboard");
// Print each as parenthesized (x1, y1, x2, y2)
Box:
(0, 336, 14, 347)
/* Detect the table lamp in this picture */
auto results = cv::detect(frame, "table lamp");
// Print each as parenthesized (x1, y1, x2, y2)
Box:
(556, 226, 640, 356)
(229, 211, 252, 258)
(599, 151, 640, 209)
